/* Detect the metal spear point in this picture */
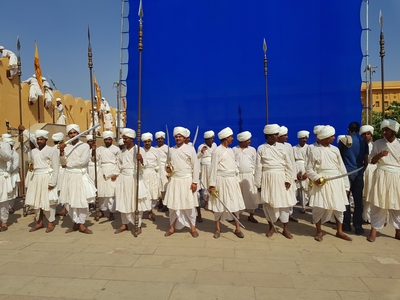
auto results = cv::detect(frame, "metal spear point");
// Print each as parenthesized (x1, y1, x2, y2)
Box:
(138, 0, 143, 19)
(263, 37, 269, 124)
(379, 10, 383, 29)
(263, 38, 267, 55)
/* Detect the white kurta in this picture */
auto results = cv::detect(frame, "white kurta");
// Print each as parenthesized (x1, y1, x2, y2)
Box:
(59, 141, 97, 207)
(96, 145, 120, 197)
(6, 150, 20, 200)
(55, 104, 66, 125)
(23, 77, 43, 103)
(197, 142, 217, 196)
(103, 113, 113, 130)
(156, 144, 168, 192)
(25, 145, 59, 210)
(305, 144, 350, 223)
(367, 138, 400, 210)
(208, 145, 245, 218)
(232, 145, 260, 210)
(43, 80, 53, 108)
(2, 49, 17, 76)
(254, 143, 297, 208)
(362, 141, 375, 222)
(0, 142, 13, 203)
(293, 143, 310, 202)
(164, 144, 199, 210)
(115, 145, 151, 213)
(142, 147, 161, 200)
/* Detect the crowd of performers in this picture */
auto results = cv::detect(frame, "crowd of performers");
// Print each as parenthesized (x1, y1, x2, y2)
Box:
(0, 119, 399, 243)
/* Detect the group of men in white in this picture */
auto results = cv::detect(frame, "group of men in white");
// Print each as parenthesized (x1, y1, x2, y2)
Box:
(0, 118, 399, 243)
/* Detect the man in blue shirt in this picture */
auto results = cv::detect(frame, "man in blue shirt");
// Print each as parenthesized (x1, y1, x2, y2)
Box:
(338, 122, 369, 235)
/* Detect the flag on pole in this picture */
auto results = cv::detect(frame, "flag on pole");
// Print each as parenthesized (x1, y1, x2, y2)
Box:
(121, 90, 127, 111)
(34, 41, 44, 91)
(93, 74, 101, 111)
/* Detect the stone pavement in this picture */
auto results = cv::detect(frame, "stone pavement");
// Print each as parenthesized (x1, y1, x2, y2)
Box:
(0, 199, 399, 300)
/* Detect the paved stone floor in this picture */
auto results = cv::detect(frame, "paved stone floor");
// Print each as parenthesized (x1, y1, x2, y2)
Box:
(0, 199, 399, 300)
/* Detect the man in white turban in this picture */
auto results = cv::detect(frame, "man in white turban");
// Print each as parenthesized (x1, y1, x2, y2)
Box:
(305, 125, 352, 242)
(163, 126, 200, 238)
(0, 139, 12, 231)
(0, 46, 17, 79)
(42, 77, 53, 109)
(255, 124, 297, 239)
(25, 129, 60, 233)
(360, 125, 375, 223)
(141, 132, 162, 221)
(338, 122, 369, 235)
(209, 127, 246, 239)
(59, 124, 96, 234)
(2, 137, 20, 215)
(155, 131, 169, 212)
(54, 98, 66, 125)
(103, 111, 113, 131)
(95, 131, 120, 221)
(277, 126, 298, 222)
(114, 128, 151, 234)
(197, 130, 217, 213)
(23, 74, 43, 105)
(367, 119, 400, 242)
(293, 130, 310, 213)
(233, 131, 260, 223)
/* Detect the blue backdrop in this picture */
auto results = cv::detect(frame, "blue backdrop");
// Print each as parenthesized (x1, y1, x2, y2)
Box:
(126, 0, 362, 147)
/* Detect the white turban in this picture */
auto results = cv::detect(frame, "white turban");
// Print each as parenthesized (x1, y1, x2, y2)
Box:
(3, 137, 14, 146)
(204, 130, 214, 139)
(0, 46, 4, 50)
(185, 129, 190, 138)
(122, 128, 136, 138)
(86, 134, 94, 141)
(317, 125, 335, 140)
(42, 77, 46, 81)
(52, 132, 64, 142)
(35, 129, 49, 139)
(56, 97, 62, 103)
(380, 119, 400, 133)
(297, 130, 310, 139)
(263, 124, 280, 135)
(32, 74, 36, 78)
(359, 125, 374, 135)
(155, 131, 165, 139)
(102, 97, 105, 101)
(278, 126, 288, 137)
(141, 132, 153, 141)
(102, 131, 114, 139)
(237, 131, 251, 142)
(313, 125, 324, 135)
(173, 126, 187, 137)
(118, 138, 124, 146)
(66, 124, 80, 134)
(218, 127, 233, 140)
(2, 133, 11, 139)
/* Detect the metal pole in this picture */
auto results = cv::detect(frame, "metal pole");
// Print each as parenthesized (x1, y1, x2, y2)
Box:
(365, 0, 370, 124)
(379, 11, 385, 120)
(88, 26, 100, 221)
(134, 0, 144, 237)
(263, 38, 268, 124)
(16, 37, 25, 196)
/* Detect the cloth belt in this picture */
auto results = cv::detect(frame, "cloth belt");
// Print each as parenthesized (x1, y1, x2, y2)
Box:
(172, 172, 191, 178)
(34, 168, 53, 175)
(217, 170, 236, 177)
(239, 168, 253, 174)
(121, 168, 137, 176)
(101, 163, 116, 167)
(201, 157, 211, 165)
(315, 169, 339, 176)
(262, 166, 284, 172)
(65, 168, 87, 175)
(377, 164, 400, 174)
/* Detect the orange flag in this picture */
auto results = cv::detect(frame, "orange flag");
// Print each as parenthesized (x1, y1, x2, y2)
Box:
(93, 75, 101, 111)
(34, 41, 43, 91)
(121, 91, 127, 111)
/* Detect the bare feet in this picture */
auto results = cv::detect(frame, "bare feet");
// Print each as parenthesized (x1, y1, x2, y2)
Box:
(335, 232, 352, 241)
(314, 232, 323, 242)
(282, 230, 293, 239)
(114, 224, 128, 234)
(265, 227, 275, 238)
(366, 235, 376, 242)
(190, 230, 199, 238)
(164, 230, 174, 237)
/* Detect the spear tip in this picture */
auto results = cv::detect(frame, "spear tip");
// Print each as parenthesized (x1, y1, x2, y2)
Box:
(138, 0, 144, 18)
(263, 38, 267, 53)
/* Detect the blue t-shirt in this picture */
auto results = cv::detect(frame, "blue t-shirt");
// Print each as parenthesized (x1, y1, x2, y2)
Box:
(338, 133, 369, 176)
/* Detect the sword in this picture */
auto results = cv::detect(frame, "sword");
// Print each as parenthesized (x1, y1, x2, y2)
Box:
(298, 172, 305, 211)
(192, 125, 199, 147)
(165, 125, 173, 177)
(63, 124, 100, 145)
(201, 182, 245, 229)
(315, 166, 364, 186)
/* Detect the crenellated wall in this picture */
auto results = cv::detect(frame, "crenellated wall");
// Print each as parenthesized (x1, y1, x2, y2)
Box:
(0, 57, 116, 134)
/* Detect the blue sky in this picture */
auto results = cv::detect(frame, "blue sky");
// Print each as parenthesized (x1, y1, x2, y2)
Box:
(1, 0, 399, 109)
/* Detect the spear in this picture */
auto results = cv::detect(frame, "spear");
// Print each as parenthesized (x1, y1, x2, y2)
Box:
(263, 38, 269, 124)
(134, 0, 144, 237)
(88, 25, 100, 221)
(16, 36, 25, 197)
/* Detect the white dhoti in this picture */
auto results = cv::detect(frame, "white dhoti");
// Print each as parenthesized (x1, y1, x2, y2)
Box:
(65, 204, 89, 224)
(169, 208, 196, 229)
(238, 170, 260, 212)
(0, 200, 10, 223)
(25, 169, 58, 211)
(370, 205, 400, 230)
(35, 203, 57, 222)
(99, 197, 116, 213)
(28, 84, 43, 103)
(121, 212, 143, 227)
(263, 203, 291, 223)
(312, 207, 343, 224)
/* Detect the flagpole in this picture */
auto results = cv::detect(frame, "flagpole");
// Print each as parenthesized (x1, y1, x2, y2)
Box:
(134, 0, 144, 237)
(17, 37, 25, 197)
(88, 26, 100, 221)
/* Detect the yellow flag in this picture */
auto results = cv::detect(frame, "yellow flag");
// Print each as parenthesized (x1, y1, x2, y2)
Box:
(121, 91, 127, 111)
(34, 41, 43, 91)
(93, 75, 102, 111)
